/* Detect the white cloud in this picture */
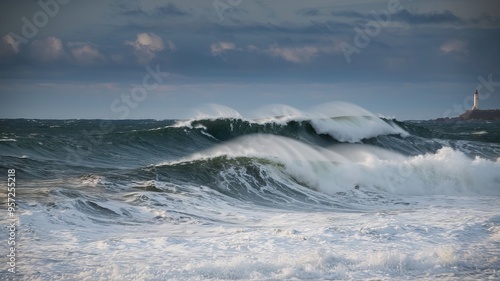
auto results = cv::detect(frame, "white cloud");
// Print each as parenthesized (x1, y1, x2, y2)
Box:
(111, 53, 124, 64)
(125, 33, 172, 64)
(245, 42, 343, 63)
(247, 44, 259, 52)
(30, 36, 65, 61)
(67, 42, 106, 65)
(167, 40, 176, 52)
(0, 34, 20, 56)
(211, 42, 239, 56)
(135, 33, 164, 51)
(268, 44, 319, 63)
(440, 40, 467, 54)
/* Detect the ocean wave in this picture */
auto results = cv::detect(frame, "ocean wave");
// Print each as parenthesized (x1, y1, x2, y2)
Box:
(167, 102, 408, 143)
(160, 134, 500, 198)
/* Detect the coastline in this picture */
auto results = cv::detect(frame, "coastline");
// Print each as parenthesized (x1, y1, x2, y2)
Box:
(432, 109, 500, 122)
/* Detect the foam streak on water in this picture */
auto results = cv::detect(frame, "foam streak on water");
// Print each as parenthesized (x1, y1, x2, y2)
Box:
(14, 195, 500, 280)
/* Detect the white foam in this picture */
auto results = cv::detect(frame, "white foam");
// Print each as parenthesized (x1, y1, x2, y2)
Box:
(13, 148, 500, 280)
(200, 130, 218, 140)
(14, 196, 500, 280)
(164, 134, 500, 196)
(472, 130, 488, 135)
(251, 104, 306, 124)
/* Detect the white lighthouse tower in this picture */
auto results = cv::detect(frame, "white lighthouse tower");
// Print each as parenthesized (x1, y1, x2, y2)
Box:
(472, 89, 479, 110)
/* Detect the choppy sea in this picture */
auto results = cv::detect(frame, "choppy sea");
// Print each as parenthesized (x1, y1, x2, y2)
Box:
(1, 102, 499, 280)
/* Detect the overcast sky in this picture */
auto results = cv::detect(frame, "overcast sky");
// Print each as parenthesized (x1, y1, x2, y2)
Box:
(1, 0, 499, 120)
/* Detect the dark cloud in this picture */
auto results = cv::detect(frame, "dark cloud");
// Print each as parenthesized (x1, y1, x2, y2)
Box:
(203, 20, 352, 36)
(297, 8, 321, 17)
(0, 1, 499, 88)
(331, 9, 464, 26)
(330, 10, 366, 19)
(155, 3, 190, 16)
(395, 9, 463, 25)
(470, 13, 500, 27)
(117, 4, 148, 17)
(117, 2, 190, 17)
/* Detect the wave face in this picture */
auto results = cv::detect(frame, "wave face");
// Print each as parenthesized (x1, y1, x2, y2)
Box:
(1, 102, 500, 280)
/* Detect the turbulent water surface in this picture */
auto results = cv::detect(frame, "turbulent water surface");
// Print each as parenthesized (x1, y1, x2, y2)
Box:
(1, 103, 500, 280)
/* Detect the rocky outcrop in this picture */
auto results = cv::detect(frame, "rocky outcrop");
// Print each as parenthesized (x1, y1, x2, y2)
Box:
(459, 110, 500, 120)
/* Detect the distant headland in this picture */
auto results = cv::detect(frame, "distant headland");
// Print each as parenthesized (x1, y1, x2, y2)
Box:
(459, 109, 500, 120)
(435, 89, 500, 121)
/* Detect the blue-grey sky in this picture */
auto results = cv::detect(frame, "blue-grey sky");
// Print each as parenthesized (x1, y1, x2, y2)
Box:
(1, 0, 499, 120)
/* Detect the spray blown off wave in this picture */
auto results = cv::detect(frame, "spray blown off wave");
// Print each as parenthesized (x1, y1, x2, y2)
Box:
(172, 102, 408, 143)
(163, 134, 500, 197)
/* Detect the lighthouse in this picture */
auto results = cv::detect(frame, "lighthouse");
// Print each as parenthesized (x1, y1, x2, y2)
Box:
(472, 89, 479, 110)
